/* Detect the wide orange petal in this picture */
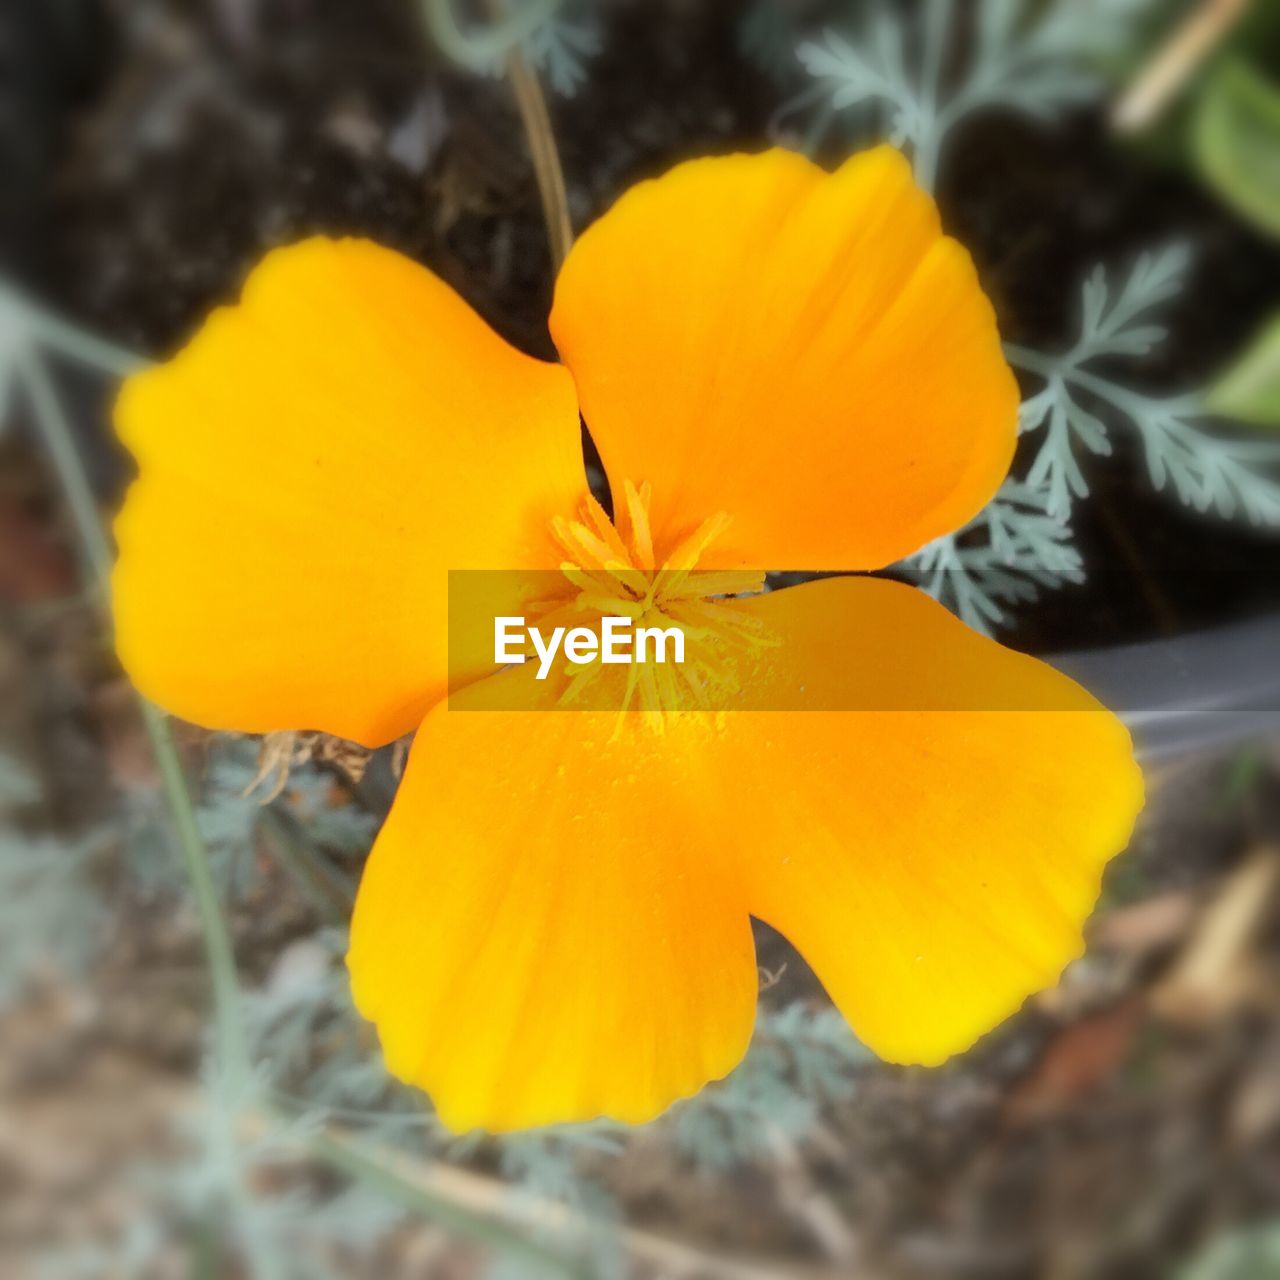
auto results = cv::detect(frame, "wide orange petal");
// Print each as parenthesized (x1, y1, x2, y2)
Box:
(550, 147, 1019, 570)
(347, 668, 757, 1132)
(703, 576, 1143, 1064)
(112, 237, 588, 747)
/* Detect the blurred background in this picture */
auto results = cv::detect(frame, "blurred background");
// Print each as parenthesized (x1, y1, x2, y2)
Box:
(3, 0, 1280, 1276)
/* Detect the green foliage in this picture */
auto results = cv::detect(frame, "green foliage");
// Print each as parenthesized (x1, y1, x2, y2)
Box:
(1127, 393, 1280, 521)
(670, 1002, 870, 1170)
(0, 290, 31, 427)
(195, 739, 279, 899)
(241, 927, 414, 1132)
(753, 2, 1280, 634)
(135, 1060, 415, 1280)
(783, 0, 1153, 186)
(0, 751, 117, 1006)
(0, 280, 144, 379)
(9, 7, 1280, 1267)
(138, 734, 371, 908)
(435, 0, 600, 97)
(1194, 59, 1280, 239)
(909, 477, 1084, 632)
(1207, 312, 1280, 427)
(521, 7, 601, 97)
(915, 242, 1280, 634)
(1180, 1221, 1280, 1280)
(0, 752, 39, 807)
(492, 1128, 626, 1280)
(0, 828, 111, 1005)
(1009, 244, 1280, 526)
(1019, 243, 1192, 519)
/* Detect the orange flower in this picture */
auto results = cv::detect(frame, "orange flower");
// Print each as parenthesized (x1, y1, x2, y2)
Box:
(112, 147, 1143, 1132)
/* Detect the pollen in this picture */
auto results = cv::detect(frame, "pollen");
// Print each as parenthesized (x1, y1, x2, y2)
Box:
(545, 480, 777, 713)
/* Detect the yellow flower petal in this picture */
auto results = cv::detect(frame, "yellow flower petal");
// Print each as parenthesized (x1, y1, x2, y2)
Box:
(350, 573, 1141, 1127)
(550, 146, 1019, 570)
(347, 674, 758, 1132)
(711, 576, 1145, 1064)
(112, 237, 588, 746)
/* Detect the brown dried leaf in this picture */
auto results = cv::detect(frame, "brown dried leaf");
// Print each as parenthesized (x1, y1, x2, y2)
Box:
(1006, 997, 1144, 1122)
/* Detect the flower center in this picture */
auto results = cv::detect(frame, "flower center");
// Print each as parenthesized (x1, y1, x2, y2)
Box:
(542, 480, 775, 713)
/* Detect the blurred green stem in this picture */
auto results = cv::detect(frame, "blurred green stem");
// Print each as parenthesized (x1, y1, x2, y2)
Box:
(20, 352, 250, 1078)
(912, 0, 949, 190)
(22, 351, 278, 1280)
(18, 317, 583, 1276)
(3, 284, 147, 377)
(292, 1121, 590, 1279)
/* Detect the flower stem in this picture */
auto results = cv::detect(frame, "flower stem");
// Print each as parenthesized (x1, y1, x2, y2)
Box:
(421, 0, 574, 271)
(289, 1119, 591, 1279)
(1113, 0, 1248, 133)
(501, 31, 574, 271)
(144, 700, 249, 1068)
(19, 316, 583, 1275)
(912, 0, 951, 192)
(20, 351, 250, 1077)
(3, 284, 147, 377)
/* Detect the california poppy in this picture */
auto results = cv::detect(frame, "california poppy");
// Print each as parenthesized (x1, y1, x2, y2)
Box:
(112, 147, 1143, 1132)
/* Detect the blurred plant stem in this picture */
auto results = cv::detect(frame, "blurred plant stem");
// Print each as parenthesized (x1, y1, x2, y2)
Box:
(19, 353, 251, 1079)
(422, 0, 573, 269)
(0, 282, 146, 377)
(1113, 0, 1249, 133)
(266, 1113, 774, 1280)
(289, 1122, 591, 1279)
(18, 350, 281, 1280)
(500, 23, 574, 269)
(13, 300, 585, 1277)
(911, 0, 952, 192)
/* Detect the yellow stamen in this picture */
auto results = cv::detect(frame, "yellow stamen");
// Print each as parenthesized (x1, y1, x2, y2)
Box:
(546, 481, 776, 714)
(620, 479, 656, 570)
